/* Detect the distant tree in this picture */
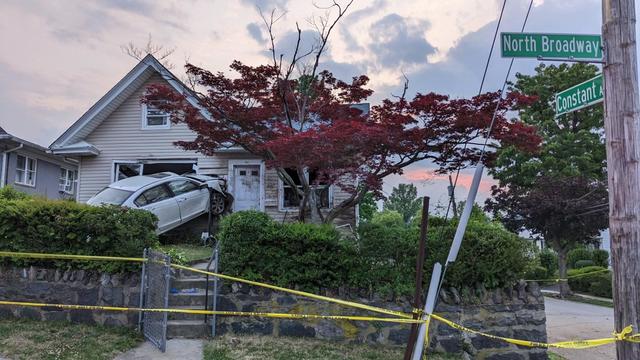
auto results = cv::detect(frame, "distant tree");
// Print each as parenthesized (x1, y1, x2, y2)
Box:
(486, 176, 608, 295)
(122, 34, 176, 69)
(384, 184, 421, 224)
(371, 210, 404, 228)
(487, 63, 609, 296)
(358, 191, 377, 223)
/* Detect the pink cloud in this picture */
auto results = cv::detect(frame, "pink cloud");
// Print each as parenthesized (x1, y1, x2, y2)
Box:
(402, 168, 496, 193)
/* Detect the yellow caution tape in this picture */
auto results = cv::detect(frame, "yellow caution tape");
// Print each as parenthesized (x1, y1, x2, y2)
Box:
(0, 251, 146, 263)
(0, 300, 420, 324)
(4, 250, 639, 350)
(431, 314, 635, 349)
(524, 268, 611, 283)
(0, 251, 413, 319)
(171, 263, 414, 319)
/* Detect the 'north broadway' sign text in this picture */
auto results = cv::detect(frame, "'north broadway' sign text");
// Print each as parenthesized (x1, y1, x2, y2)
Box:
(501, 33, 602, 59)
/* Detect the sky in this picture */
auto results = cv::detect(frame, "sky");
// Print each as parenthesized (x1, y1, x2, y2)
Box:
(0, 0, 615, 212)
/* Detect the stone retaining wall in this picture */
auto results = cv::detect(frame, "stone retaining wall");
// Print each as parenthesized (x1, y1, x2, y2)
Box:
(0, 266, 140, 327)
(214, 281, 548, 360)
(0, 265, 548, 359)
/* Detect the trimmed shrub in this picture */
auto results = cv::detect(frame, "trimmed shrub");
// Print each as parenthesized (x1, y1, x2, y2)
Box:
(217, 210, 531, 296)
(0, 186, 30, 200)
(523, 265, 548, 282)
(0, 198, 159, 272)
(539, 248, 558, 278)
(567, 266, 612, 298)
(217, 211, 357, 292)
(574, 259, 595, 268)
(371, 210, 404, 228)
(568, 247, 592, 268)
(592, 249, 609, 268)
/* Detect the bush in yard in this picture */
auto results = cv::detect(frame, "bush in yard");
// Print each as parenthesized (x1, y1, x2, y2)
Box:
(567, 265, 612, 298)
(539, 248, 558, 278)
(0, 198, 158, 272)
(574, 259, 595, 268)
(567, 247, 592, 268)
(592, 249, 609, 268)
(0, 186, 30, 200)
(371, 210, 405, 228)
(217, 211, 357, 292)
(218, 210, 531, 297)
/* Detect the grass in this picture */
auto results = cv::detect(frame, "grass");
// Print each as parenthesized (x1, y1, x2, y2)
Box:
(203, 336, 462, 360)
(160, 244, 213, 263)
(548, 352, 568, 360)
(0, 318, 142, 360)
(565, 294, 613, 308)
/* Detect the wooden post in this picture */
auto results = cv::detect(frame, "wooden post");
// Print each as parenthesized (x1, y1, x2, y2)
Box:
(601, 0, 640, 358)
(403, 196, 430, 360)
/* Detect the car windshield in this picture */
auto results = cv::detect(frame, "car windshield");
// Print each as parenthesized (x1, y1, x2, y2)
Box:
(90, 187, 133, 205)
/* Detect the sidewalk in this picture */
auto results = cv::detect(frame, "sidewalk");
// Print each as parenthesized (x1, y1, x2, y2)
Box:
(541, 289, 613, 303)
(114, 339, 203, 360)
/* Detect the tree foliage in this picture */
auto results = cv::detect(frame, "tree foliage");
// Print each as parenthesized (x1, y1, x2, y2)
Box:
(383, 183, 421, 224)
(357, 191, 377, 223)
(144, 4, 540, 223)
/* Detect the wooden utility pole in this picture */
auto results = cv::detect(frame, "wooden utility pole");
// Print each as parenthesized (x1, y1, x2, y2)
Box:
(403, 196, 430, 360)
(602, 0, 640, 358)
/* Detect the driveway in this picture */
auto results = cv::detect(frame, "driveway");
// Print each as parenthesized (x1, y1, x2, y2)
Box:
(545, 297, 615, 360)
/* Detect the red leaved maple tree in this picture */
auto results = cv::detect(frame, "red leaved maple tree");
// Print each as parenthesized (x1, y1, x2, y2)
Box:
(143, 4, 541, 223)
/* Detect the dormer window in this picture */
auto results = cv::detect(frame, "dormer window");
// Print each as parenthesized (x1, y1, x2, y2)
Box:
(142, 101, 170, 129)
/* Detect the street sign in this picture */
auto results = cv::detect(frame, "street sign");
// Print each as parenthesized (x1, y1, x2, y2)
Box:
(501, 33, 602, 59)
(555, 74, 603, 116)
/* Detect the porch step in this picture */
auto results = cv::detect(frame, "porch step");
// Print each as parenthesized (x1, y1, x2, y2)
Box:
(168, 306, 213, 321)
(167, 320, 211, 338)
(169, 291, 212, 307)
(171, 277, 211, 291)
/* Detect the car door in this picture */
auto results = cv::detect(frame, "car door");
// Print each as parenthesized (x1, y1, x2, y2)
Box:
(167, 179, 209, 222)
(134, 184, 181, 233)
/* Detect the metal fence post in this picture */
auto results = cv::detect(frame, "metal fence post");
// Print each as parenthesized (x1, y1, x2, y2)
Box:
(160, 253, 171, 353)
(138, 248, 148, 332)
(211, 241, 219, 337)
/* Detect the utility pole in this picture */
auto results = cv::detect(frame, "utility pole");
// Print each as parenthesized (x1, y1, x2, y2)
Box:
(601, 0, 640, 358)
(403, 197, 430, 360)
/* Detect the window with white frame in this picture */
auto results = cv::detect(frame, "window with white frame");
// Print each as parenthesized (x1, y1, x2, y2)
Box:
(59, 168, 76, 193)
(15, 155, 36, 186)
(280, 168, 331, 209)
(142, 101, 170, 129)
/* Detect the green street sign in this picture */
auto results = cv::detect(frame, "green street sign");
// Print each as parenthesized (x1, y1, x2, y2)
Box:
(501, 33, 602, 59)
(555, 74, 603, 116)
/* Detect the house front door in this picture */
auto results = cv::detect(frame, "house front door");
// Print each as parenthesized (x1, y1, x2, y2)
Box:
(233, 165, 261, 211)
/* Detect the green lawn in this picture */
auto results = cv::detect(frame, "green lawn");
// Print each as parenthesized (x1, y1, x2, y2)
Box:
(0, 318, 142, 360)
(203, 336, 461, 360)
(160, 244, 213, 264)
(549, 352, 568, 360)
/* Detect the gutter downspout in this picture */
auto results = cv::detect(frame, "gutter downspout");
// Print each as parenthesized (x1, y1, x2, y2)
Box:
(1, 144, 23, 187)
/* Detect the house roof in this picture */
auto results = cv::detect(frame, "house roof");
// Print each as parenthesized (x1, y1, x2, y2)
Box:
(49, 54, 212, 155)
(0, 126, 7, 135)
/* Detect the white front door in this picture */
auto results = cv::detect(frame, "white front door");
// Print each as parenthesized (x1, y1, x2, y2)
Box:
(233, 165, 261, 211)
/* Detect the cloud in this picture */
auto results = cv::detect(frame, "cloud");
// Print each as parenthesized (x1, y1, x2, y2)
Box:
(368, 14, 435, 68)
(247, 22, 266, 43)
(240, 0, 288, 11)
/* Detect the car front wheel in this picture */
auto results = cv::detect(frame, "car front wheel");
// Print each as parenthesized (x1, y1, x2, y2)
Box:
(210, 192, 226, 215)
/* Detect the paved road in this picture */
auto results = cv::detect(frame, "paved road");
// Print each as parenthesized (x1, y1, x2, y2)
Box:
(545, 297, 615, 360)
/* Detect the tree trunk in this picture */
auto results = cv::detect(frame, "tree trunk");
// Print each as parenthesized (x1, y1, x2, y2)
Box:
(602, 1, 640, 358)
(556, 248, 571, 298)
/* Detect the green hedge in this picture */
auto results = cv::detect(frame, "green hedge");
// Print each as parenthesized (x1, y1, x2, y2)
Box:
(0, 198, 159, 273)
(568, 247, 609, 268)
(218, 211, 357, 291)
(567, 266, 612, 298)
(217, 210, 530, 296)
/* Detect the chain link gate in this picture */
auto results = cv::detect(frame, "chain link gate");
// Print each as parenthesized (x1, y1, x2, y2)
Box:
(138, 249, 171, 352)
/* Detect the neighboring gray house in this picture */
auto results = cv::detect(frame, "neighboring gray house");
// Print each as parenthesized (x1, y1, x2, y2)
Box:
(0, 126, 78, 199)
(49, 54, 357, 226)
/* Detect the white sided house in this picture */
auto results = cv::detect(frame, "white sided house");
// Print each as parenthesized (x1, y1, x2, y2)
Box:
(50, 55, 357, 227)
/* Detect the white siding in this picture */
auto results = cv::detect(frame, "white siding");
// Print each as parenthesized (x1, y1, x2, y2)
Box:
(76, 73, 356, 226)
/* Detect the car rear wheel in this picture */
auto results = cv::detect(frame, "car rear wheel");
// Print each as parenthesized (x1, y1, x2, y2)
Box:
(210, 192, 226, 215)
